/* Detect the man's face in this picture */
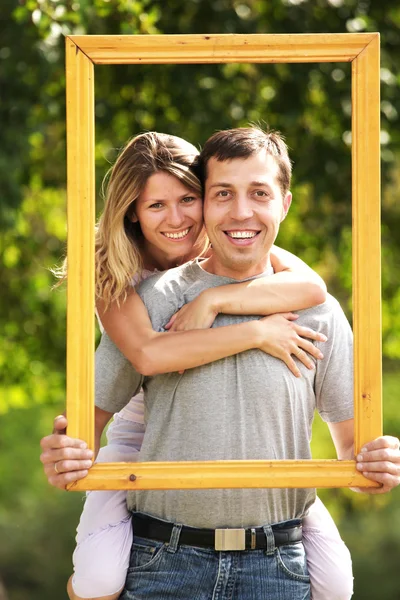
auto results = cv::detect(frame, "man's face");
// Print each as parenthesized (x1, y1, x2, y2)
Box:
(203, 150, 292, 279)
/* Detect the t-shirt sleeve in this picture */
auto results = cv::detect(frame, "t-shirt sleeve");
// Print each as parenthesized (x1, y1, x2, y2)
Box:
(95, 332, 144, 413)
(315, 301, 354, 423)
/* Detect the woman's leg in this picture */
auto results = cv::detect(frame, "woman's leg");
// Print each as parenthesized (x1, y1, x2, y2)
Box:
(67, 574, 122, 600)
(303, 496, 353, 600)
(70, 490, 133, 599)
(69, 405, 145, 600)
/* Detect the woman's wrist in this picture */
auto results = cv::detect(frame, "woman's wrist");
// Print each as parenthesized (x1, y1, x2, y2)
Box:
(244, 320, 263, 350)
(200, 288, 220, 318)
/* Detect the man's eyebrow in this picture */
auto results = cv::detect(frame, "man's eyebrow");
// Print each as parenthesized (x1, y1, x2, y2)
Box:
(208, 182, 234, 189)
(209, 180, 273, 189)
(250, 180, 271, 187)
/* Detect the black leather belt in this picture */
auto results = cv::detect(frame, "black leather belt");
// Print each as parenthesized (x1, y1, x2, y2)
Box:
(132, 513, 302, 551)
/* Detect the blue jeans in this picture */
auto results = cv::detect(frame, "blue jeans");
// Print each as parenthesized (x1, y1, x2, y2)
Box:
(120, 520, 310, 600)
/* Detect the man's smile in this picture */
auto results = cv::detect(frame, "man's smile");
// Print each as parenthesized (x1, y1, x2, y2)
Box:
(224, 230, 261, 245)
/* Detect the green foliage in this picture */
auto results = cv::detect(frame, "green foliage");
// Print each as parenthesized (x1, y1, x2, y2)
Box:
(0, 184, 67, 415)
(1, 0, 400, 598)
(0, 403, 83, 600)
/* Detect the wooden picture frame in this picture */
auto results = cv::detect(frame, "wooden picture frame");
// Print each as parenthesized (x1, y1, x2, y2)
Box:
(65, 33, 382, 491)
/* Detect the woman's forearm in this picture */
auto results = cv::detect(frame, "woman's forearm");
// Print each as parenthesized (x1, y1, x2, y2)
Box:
(98, 276, 326, 378)
(202, 272, 326, 318)
(99, 293, 261, 376)
(204, 245, 327, 316)
(118, 320, 261, 376)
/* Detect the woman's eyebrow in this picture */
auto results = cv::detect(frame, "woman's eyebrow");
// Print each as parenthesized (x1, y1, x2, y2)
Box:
(179, 190, 198, 197)
(144, 189, 198, 202)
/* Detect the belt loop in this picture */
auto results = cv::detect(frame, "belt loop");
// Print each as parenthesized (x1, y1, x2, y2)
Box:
(250, 528, 256, 550)
(167, 523, 182, 554)
(262, 525, 275, 555)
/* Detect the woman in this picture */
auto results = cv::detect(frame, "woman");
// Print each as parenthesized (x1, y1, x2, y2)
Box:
(41, 131, 353, 600)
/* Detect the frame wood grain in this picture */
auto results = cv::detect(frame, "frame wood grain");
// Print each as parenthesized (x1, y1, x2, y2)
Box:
(65, 33, 382, 491)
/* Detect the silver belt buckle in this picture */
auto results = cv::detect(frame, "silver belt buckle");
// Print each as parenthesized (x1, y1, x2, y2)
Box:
(215, 528, 246, 551)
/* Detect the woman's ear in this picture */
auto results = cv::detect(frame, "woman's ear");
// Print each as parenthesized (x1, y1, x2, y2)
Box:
(128, 206, 138, 223)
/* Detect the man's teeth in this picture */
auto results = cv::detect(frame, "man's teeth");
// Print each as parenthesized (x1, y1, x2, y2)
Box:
(226, 231, 257, 239)
(164, 228, 190, 239)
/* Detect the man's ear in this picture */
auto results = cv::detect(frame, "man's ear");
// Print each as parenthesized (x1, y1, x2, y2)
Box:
(280, 191, 292, 222)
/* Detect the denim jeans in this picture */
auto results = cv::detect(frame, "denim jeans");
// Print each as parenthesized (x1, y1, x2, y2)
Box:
(120, 520, 310, 600)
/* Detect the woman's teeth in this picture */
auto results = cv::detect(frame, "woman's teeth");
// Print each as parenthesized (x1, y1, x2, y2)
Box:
(163, 228, 190, 239)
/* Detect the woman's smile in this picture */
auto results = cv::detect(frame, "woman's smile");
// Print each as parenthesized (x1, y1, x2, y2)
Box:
(162, 227, 192, 240)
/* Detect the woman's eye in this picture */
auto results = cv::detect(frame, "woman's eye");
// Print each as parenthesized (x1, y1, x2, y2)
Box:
(149, 202, 163, 209)
(181, 196, 196, 203)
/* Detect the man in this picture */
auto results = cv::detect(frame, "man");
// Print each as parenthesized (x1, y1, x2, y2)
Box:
(94, 127, 399, 599)
(42, 127, 400, 599)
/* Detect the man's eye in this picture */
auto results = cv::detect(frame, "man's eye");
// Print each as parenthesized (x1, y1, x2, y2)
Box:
(217, 190, 230, 197)
(254, 191, 268, 197)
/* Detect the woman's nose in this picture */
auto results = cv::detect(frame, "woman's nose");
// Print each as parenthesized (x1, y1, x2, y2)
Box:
(167, 205, 185, 227)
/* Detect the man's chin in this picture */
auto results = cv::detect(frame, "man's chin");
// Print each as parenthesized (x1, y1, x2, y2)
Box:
(213, 255, 269, 278)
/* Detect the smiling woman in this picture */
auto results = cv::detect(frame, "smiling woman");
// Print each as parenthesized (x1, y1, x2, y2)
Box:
(94, 132, 208, 307)
(131, 171, 204, 271)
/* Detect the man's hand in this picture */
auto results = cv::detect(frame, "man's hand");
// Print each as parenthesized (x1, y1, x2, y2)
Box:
(40, 415, 94, 490)
(355, 435, 400, 494)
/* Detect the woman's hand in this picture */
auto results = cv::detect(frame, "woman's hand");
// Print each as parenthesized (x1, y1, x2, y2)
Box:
(40, 415, 94, 490)
(256, 313, 327, 377)
(165, 290, 218, 332)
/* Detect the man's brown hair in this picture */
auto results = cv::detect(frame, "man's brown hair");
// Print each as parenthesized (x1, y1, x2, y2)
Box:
(199, 127, 292, 196)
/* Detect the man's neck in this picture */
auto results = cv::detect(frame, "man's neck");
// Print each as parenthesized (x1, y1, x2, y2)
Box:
(200, 255, 272, 280)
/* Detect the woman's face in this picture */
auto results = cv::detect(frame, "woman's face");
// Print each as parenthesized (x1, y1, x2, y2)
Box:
(132, 171, 204, 270)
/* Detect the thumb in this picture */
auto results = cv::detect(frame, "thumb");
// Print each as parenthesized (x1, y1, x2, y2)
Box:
(53, 414, 68, 434)
(165, 314, 177, 330)
(281, 313, 299, 321)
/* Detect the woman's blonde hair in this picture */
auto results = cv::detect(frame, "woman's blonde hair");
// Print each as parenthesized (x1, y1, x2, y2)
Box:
(55, 132, 206, 307)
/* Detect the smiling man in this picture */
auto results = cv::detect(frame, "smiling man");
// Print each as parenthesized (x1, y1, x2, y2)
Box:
(201, 134, 292, 279)
(75, 127, 398, 600)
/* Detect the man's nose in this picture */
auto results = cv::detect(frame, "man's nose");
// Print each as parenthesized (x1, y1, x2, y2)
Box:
(229, 196, 253, 221)
(167, 205, 185, 228)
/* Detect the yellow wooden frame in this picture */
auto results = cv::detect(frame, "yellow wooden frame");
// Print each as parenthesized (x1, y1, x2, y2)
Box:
(65, 33, 382, 491)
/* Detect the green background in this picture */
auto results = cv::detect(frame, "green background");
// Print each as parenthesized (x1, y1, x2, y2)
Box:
(1, 0, 399, 598)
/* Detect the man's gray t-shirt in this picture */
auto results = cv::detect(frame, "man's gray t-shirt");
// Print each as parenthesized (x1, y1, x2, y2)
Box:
(96, 259, 354, 528)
